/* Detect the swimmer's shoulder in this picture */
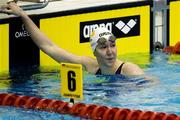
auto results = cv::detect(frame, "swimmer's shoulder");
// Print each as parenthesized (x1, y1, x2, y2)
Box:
(81, 56, 99, 74)
(121, 62, 144, 76)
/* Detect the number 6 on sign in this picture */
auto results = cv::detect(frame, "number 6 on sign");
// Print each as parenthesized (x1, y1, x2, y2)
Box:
(60, 63, 83, 100)
(67, 71, 76, 91)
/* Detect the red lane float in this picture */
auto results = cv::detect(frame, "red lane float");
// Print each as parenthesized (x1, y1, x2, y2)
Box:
(138, 111, 154, 120)
(0, 93, 179, 120)
(163, 41, 180, 54)
(114, 108, 131, 120)
(80, 104, 97, 119)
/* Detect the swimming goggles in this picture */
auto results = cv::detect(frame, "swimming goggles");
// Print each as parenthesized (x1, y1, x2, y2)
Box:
(97, 35, 116, 44)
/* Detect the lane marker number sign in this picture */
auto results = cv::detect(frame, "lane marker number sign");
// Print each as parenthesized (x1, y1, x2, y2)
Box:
(60, 63, 83, 100)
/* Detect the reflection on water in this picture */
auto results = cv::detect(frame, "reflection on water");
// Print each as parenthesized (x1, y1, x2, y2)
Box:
(0, 51, 179, 119)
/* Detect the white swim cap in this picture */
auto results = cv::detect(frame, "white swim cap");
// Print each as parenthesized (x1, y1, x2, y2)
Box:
(90, 27, 115, 52)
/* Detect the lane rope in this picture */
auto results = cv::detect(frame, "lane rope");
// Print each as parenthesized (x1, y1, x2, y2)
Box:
(0, 93, 179, 120)
(163, 41, 180, 54)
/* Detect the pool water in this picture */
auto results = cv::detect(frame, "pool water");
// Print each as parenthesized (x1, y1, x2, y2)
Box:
(0, 51, 179, 119)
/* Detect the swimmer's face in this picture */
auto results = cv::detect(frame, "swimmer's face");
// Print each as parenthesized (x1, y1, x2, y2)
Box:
(94, 35, 117, 67)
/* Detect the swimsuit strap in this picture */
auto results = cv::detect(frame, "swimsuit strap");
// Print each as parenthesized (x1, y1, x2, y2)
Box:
(95, 62, 125, 75)
(115, 62, 125, 74)
(95, 68, 101, 75)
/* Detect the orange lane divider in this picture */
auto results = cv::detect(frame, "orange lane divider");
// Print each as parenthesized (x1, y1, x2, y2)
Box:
(163, 41, 180, 54)
(0, 93, 179, 120)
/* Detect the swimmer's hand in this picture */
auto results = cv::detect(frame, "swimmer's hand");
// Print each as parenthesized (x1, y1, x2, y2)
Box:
(0, 2, 26, 17)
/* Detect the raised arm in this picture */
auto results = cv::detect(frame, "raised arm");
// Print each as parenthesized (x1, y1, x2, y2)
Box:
(4, 2, 96, 69)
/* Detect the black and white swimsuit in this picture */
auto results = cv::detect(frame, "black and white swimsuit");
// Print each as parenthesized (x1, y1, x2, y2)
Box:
(95, 63, 125, 75)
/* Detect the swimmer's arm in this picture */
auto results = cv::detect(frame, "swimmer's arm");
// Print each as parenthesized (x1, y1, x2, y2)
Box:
(20, 11, 93, 66)
(6, 3, 55, 52)
(6, 3, 95, 66)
